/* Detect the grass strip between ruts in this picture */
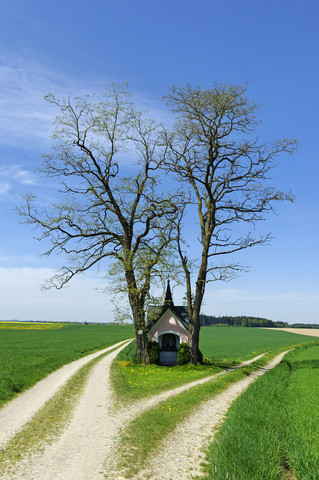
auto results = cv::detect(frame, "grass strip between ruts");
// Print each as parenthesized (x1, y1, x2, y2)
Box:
(114, 352, 273, 478)
(110, 339, 263, 405)
(0, 343, 123, 476)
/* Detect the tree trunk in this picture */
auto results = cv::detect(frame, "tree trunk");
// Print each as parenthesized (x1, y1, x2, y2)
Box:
(135, 329, 150, 363)
(131, 306, 150, 364)
(188, 315, 201, 364)
(187, 251, 208, 364)
(125, 264, 150, 364)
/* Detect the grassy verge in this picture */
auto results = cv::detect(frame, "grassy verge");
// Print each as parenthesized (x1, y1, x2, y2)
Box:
(0, 324, 134, 407)
(111, 341, 226, 403)
(0, 344, 121, 475)
(200, 342, 319, 480)
(111, 328, 314, 403)
(283, 344, 319, 478)
(114, 353, 271, 478)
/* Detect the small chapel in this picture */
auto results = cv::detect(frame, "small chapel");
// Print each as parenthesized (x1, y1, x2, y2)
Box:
(148, 281, 189, 365)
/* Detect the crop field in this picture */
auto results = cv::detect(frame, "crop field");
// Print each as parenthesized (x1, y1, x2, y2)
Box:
(0, 322, 134, 406)
(0, 322, 64, 330)
(202, 343, 319, 479)
(111, 326, 314, 402)
(0, 324, 317, 479)
(1, 325, 313, 408)
(199, 326, 314, 362)
(109, 328, 317, 478)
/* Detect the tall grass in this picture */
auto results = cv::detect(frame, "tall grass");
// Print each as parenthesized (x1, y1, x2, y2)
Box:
(201, 343, 319, 480)
(0, 323, 134, 407)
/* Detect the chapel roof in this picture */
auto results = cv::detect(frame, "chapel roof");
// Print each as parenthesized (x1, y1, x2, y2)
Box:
(147, 281, 189, 331)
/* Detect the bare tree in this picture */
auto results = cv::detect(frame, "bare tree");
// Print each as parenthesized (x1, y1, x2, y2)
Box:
(162, 83, 298, 363)
(20, 84, 178, 363)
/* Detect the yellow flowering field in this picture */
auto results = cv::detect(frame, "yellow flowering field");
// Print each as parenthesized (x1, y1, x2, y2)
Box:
(0, 322, 64, 330)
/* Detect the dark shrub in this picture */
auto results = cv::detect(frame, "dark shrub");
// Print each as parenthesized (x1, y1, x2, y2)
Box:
(149, 341, 160, 364)
(177, 343, 190, 365)
(177, 343, 203, 365)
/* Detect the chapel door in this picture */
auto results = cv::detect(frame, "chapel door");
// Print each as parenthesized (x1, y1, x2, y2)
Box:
(162, 333, 178, 351)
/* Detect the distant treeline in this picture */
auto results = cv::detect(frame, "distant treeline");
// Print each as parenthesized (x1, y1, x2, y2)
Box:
(289, 323, 319, 329)
(200, 315, 288, 328)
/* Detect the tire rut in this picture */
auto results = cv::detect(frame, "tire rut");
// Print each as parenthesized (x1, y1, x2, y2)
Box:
(136, 350, 290, 480)
(1, 347, 279, 480)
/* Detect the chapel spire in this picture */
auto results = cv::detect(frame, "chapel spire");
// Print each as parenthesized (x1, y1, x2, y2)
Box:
(164, 279, 174, 308)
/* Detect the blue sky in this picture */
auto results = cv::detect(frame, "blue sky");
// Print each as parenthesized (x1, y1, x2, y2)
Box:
(0, 0, 318, 324)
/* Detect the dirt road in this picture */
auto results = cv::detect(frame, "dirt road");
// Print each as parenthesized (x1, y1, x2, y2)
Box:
(0, 340, 131, 448)
(137, 350, 290, 480)
(0, 344, 291, 479)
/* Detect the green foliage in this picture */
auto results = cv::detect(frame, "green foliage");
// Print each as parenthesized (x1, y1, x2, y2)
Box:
(177, 343, 190, 365)
(148, 341, 160, 364)
(0, 324, 134, 407)
(202, 343, 319, 479)
(290, 323, 319, 329)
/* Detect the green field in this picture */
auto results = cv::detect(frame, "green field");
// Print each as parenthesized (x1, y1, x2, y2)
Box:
(1, 325, 313, 408)
(0, 324, 317, 479)
(202, 343, 319, 480)
(111, 327, 314, 402)
(0, 323, 134, 407)
(110, 329, 317, 477)
(199, 326, 314, 362)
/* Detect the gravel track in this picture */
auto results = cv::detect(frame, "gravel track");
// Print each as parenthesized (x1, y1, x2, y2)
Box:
(0, 344, 291, 480)
(0, 346, 265, 480)
(0, 339, 131, 448)
(0, 342, 132, 480)
(136, 350, 290, 480)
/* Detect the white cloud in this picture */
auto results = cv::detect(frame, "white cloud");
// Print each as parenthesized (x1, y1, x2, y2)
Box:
(0, 182, 11, 194)
(0, 164, 36, 183)
(0, 51, 168, 152)
(0, 266, 317, 325)
(0, 60, 53, 148)
(0, 267, 115, 323)
(0, 164, 37, 196)
(0, 52, 91, 150)
(14, 168, 36, 185)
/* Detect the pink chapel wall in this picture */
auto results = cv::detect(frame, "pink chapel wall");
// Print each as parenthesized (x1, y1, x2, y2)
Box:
(150, 311, 189, 344)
